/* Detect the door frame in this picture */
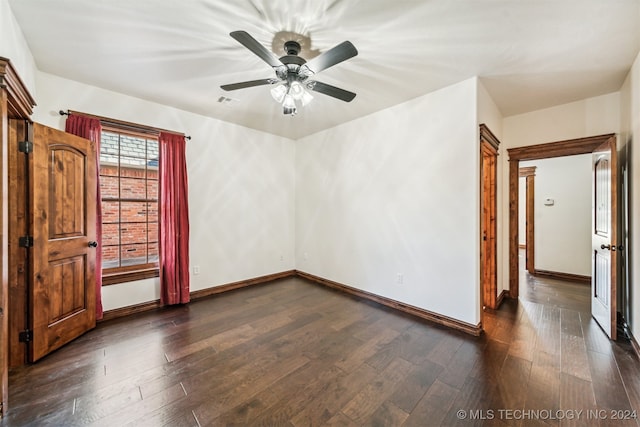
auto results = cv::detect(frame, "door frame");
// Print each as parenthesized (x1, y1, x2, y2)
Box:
(507, 133, 616, 299)
(519, 166, 536, 273)
(479, 124, 500, 312)
(0, 58, 36, 417)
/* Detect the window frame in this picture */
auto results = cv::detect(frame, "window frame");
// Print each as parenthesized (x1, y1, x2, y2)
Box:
(99, 124, 160, 286)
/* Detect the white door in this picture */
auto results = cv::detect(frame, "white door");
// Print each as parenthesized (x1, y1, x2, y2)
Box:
(591, 136, 617, 340)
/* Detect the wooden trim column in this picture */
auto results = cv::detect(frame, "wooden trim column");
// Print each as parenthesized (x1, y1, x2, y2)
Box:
(509, 159, 519, 299)
(519, 166, 536, 274)
(0, 78, 7, 418)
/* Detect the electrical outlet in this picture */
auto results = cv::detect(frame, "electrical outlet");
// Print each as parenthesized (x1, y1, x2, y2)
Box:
(304, 252, 308, 260)
(396, 273, 403, 285)
(193, 265, 200, 275)
(280, 255, 284, 261)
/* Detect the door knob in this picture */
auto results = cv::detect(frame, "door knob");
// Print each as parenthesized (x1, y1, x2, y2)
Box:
(600, 244, 613, 251)
(88, 241, 98, 248)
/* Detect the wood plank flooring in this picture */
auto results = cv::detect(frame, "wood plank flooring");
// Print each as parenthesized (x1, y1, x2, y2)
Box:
(2, 270, 640, 426)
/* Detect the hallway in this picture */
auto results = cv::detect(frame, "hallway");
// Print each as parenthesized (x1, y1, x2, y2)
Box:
(479, 252, 640, 426)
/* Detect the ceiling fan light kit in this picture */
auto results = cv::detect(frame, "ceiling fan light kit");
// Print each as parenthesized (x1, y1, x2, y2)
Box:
(270, 84, 287, 103)
(221, 31, 358, 116)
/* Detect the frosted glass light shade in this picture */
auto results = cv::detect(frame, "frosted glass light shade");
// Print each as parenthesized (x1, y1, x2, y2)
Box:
(290, 81, 304, 100)
(270, 84, 287, 103)
(301, 90, 314, 106)
(271, 81, 313, 114)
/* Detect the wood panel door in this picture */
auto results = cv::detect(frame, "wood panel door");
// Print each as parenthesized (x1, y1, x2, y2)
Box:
(29, 123, 97, 361)
(480, 140, 498, 310)
(591, 135, 617, 340)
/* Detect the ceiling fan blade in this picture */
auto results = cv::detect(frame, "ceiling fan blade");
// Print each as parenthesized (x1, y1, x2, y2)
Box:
(221, 79, 276, 91)
(230, 31, 284, 68)
(307, 81, 356, 102)
(303, 41, 358, 74)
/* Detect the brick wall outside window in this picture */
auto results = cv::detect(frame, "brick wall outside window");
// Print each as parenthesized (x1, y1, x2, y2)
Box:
(100, 130, 159, 270)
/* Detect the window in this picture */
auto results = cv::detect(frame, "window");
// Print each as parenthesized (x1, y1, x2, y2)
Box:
(100, 127, 159, 284)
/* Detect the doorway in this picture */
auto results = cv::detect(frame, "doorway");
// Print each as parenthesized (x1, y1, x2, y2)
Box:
(507, 133, 619, 338)
(518, 157, 593, 283)
(8, 122, 98, 365)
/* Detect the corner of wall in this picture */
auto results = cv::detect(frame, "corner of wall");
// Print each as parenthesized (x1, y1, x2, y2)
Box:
(294, 78, 482, 326)
(0, 0, 38, 97)
(477, 78, 504, 141)
(476, 78, 507, 303)
(621, 48, 640, 338)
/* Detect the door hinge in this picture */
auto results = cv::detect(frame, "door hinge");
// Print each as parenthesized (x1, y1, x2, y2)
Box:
(18, 140, 33, 154)
(18, 329, 32, 343)
(19, 236, 33, 248)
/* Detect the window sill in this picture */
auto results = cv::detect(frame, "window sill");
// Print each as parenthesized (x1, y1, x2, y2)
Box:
(102, 267, 159, 286)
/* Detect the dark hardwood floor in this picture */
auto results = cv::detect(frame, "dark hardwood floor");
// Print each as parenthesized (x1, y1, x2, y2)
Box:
(2, 263, 640, 426)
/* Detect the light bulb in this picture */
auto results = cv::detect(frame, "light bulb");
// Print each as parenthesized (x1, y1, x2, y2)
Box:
(290, 81, 304, 100)
(270, 84, 287, 103)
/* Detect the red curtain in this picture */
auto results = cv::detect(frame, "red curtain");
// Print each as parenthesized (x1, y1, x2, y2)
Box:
(159, 132, 190, 305)
(65, 114, 104, 319)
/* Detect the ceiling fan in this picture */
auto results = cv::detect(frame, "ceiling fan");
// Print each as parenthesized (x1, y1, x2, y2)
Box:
(221, 31, 358, 115)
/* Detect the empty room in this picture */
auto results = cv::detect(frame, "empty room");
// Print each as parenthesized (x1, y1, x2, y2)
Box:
(1, 0, 640, 425)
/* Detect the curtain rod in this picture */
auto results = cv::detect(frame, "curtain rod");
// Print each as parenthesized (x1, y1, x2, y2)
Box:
(59, 110, 191, 140)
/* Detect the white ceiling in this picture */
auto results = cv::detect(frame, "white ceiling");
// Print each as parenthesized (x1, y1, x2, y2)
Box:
(8, 0, 640, 140)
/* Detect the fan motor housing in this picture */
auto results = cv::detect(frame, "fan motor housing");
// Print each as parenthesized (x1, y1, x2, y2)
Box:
(280, 55, 307, 66)
(280, 40, 307, 67)
(284, 40, 301, 55)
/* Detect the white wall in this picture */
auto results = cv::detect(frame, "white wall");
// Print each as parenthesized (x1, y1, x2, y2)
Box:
(518, 177, 526, 246)
(296, 78, 480, 326)
(504, 93, 621, 149)
(501, 93, 620, 293)
(478, 80, 503, 140)
(520, 155, 592, 276)
(32, 72, 296, 311)
(0, 0, 37, 95)
(620, 50, 640, 337)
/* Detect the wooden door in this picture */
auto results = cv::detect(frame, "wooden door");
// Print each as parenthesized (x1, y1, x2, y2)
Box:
(480, 140, 498, 309)
(591, 135, 617, 340)
(29, 123, 97, 361)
